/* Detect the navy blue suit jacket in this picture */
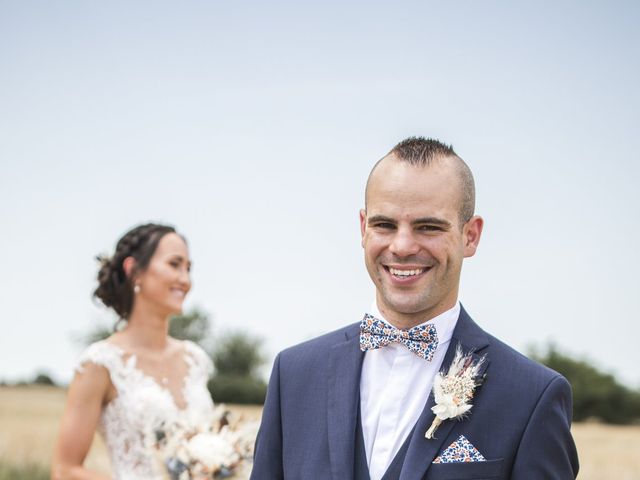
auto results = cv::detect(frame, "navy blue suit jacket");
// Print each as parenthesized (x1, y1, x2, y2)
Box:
(251, 307, 579, 479)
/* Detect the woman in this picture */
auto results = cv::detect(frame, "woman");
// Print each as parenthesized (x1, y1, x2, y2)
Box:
(52, 223, 215, 480)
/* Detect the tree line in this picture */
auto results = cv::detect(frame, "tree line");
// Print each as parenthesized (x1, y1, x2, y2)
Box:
(2, 308, 267, 405)
(530, 344, 640, 424)
(5, 311, 640, 424)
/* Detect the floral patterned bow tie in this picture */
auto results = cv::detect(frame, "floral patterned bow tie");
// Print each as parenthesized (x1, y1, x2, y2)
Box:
(359, 313, 439, 361)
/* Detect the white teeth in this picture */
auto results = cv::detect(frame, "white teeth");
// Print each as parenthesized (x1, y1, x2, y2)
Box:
(389, 268, 425, 277)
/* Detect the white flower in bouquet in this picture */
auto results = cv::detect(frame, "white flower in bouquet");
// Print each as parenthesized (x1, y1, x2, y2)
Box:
(186, 429, 240, 474)
(150, 405, 257, 479)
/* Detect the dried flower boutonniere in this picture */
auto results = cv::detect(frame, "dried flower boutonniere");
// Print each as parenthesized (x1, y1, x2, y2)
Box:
(425, 345, 486, 439)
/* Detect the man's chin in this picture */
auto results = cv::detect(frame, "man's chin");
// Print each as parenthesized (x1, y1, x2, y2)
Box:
(379, 296, 432, 316)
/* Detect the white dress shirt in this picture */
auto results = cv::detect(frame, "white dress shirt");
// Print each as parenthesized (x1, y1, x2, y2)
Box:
(359, 301, 460, 480)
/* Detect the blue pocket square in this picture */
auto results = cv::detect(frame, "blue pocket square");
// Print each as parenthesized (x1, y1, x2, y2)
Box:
(433, 435, 486, 463)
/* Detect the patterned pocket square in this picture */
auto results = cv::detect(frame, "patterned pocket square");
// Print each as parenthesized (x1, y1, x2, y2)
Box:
(433, 435, 486, 463)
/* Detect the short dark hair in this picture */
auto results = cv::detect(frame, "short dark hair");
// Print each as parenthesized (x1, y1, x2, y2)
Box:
(94, 223, 179, 319)
(389, 136, 457, 163)
(368, 136, 476, 224)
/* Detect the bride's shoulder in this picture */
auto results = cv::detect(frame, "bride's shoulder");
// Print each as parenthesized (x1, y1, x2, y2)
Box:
(75, 338, 125, 374)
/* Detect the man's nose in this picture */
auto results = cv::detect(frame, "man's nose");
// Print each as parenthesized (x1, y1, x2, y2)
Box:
(388, 227, 420, 257)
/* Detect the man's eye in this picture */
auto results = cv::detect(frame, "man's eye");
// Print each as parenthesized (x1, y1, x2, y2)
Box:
(418, 225, 442, 232)
(373, 222, 395, 229)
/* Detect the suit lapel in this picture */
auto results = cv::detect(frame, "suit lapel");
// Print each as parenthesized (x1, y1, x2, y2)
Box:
(327, 323, 365, 480)
(399, 307, 491, 480)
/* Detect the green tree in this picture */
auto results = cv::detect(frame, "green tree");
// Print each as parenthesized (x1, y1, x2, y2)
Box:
(168, 308, 210, 344)
(32, 371, 56, 386)
(530, 344, 640, 424)
(212, 331, 265, 377)
(78, 323, 112, 345)
(209, 331, 267, 404)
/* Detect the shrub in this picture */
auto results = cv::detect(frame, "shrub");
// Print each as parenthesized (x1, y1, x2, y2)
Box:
(32, 372, 56, 386)
(208, 374, 267, 405)
(212, 332, 265, 378)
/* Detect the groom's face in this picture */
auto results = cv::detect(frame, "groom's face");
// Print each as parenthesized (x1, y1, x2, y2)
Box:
(360, 155, 482, 327)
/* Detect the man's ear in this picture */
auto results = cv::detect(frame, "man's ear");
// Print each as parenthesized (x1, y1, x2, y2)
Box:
(359, 209, 367, 247)
(463, 216, 483, 258)
(122, 256, 137, 279)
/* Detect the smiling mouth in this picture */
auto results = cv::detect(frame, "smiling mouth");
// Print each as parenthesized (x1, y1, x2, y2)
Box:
(385, 266, 430, 278)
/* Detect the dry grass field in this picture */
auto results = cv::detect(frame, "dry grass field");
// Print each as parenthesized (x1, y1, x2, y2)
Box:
(1, 386, 638, 479)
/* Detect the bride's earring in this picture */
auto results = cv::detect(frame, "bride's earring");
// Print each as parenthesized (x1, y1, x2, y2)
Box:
(134, 283, 141, 294)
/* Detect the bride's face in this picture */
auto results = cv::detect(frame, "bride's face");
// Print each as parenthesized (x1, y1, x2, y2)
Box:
(135, 233, 192, 317)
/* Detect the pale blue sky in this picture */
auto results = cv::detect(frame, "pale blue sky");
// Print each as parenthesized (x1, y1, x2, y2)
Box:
(1, 1, 639, 386)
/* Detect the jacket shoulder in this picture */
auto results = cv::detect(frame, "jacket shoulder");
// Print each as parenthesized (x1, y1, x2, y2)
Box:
(484, 331, 567, 391)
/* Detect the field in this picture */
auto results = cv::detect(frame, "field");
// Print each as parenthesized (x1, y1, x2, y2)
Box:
(1, 386, 638, 479)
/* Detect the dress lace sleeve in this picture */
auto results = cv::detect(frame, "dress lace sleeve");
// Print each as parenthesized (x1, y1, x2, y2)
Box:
(74, 340, 122, 376)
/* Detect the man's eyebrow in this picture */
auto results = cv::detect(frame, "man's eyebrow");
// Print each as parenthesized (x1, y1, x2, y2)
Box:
(413, 217, 452, 228)
(367, 215, 396, 224)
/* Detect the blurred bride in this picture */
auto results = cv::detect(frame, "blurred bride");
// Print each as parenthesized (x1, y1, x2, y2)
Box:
(52, 223, 215, 479)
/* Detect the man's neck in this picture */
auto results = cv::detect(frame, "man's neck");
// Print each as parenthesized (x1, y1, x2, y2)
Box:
(374, 300, 458, 330)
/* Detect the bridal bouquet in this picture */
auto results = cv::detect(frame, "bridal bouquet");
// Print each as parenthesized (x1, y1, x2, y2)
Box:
(151, 405, 258, 480)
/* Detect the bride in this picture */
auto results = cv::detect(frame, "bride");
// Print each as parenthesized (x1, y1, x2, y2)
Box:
(52, 223, 215, 480)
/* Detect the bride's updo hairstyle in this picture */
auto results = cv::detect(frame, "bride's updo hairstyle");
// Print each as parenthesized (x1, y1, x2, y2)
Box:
(94, 223, 177, 319)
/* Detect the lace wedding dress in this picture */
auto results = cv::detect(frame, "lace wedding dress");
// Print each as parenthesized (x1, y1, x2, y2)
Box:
(76, 340, 215, 479)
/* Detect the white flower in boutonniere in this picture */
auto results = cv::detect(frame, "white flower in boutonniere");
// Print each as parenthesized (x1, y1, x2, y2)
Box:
(425, 345, 486, 439)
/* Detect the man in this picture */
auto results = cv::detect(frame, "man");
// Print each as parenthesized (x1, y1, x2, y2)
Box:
(251, 137, 579, 479)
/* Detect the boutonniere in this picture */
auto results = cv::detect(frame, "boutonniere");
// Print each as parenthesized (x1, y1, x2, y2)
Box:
(425, 345, 486, 439)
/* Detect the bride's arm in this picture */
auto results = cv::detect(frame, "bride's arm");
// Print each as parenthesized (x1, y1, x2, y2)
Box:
(51, 362, 112, 480)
